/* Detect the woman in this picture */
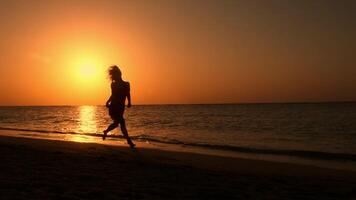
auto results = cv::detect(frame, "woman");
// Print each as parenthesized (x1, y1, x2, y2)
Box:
(103, 65, 135, 148)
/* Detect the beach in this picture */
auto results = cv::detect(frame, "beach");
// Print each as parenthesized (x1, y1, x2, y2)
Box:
(1, 134, 356, 199)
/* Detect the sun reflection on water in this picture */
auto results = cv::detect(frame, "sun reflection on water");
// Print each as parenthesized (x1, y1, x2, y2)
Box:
(66, 106, 98, 143)
(78, 106, 97, 133)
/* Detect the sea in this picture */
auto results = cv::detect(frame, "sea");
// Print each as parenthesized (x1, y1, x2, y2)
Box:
(1, 103, 356, 170)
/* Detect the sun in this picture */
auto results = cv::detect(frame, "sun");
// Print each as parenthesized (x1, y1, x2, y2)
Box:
(63, 49, 109, 95)
(71, 54, 103, 83)
(79, 63, 96, 78)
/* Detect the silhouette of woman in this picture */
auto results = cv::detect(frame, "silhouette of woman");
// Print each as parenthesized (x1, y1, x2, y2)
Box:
(103, 65, 135, 148)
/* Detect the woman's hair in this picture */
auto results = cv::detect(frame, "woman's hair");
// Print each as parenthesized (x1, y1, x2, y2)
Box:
(108, 65, 122, 81)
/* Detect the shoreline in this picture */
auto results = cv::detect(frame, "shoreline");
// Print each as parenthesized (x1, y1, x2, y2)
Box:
(1, 134, 356, 199)
(1, 129, 356, 172)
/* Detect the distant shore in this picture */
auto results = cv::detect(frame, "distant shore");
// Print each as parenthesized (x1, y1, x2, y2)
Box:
(1, 135, 356, 199)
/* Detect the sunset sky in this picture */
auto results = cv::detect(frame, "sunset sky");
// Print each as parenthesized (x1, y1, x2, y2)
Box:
(0, 0, 355, 105)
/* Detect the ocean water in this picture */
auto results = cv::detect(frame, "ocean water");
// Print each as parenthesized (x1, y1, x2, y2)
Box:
(1, 103, 356, 166)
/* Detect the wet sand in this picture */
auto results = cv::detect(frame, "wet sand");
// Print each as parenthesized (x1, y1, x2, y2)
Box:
(1, 135, 356, 199)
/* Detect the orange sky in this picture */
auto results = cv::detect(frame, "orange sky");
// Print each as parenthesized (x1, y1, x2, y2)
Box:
(0, 0, 355, 105)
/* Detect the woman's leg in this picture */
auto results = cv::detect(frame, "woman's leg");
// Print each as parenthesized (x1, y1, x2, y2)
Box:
(119, 118, 135, 148)
(103, 120, 119, 140)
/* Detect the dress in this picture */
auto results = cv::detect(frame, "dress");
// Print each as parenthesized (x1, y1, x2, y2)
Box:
(109, 81, 130, 121)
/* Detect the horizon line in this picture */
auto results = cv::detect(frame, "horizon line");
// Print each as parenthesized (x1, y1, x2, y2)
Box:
(1, 100, 355, 107)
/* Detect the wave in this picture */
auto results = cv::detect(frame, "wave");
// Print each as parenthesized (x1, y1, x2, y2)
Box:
(0, 127, 120, 138)
(133, 134, 356, 161)
(1, 127, 356, 162)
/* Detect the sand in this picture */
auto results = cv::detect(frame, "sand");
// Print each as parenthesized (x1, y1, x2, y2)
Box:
(0, 135, 356, 199)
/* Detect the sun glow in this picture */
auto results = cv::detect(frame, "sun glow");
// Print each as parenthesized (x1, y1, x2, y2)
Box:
(72, 55, 102, 83)
(50, 47, 113, 105)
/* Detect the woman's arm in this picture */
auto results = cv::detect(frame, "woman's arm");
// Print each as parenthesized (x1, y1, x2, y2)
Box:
(127, 83, 131, 108)
(106, 95, 112, 108)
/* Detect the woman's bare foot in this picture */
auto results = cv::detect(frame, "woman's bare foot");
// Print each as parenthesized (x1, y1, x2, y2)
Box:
(102, 130, 108, 140)
(128, 141, 136, 149)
